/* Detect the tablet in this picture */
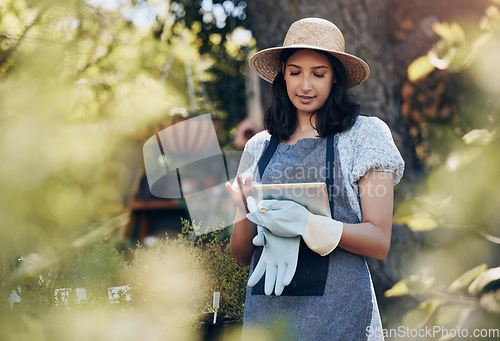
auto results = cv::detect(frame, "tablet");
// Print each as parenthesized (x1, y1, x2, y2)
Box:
(252, 182, 331, 218)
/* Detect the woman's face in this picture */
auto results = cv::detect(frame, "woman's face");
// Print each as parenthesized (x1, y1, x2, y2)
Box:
(283, 49, 334, 117)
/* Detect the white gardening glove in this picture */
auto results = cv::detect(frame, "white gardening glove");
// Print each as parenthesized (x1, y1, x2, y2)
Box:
(246, 197, 300, 296)
(247, 199, 343, 256)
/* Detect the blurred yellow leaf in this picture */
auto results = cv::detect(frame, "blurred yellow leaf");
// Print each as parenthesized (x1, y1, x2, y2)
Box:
(408, 55, 435, 81)
(432, 22, 465, 42)
(468, 266, 500, 295)
(447, 263, 488, 293)
(406, 214, 439, 231)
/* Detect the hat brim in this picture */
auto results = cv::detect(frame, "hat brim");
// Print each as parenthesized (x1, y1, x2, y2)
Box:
(249, 45, 370, 88)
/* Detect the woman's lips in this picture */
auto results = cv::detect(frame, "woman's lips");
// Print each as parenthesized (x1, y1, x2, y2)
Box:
(297, 95, 315, 104)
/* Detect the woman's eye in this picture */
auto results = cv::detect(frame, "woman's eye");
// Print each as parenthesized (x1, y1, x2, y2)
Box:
(289, 71, 300, 76)
(314, 74, 325, 78)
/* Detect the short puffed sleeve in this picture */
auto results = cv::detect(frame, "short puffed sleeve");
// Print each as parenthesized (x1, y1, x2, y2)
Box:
(233, 130, 271, 184)
(350, 116, 405, 185)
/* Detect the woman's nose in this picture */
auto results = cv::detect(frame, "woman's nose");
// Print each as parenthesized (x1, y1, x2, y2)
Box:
(301, 76, 312, 91)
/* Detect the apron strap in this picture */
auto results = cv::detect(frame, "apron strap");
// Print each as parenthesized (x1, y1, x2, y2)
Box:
(326, 133, 335, 217)
(257, 135, 279, 180)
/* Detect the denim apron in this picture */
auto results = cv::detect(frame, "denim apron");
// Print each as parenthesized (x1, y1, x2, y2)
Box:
(242, 134, 373, 341)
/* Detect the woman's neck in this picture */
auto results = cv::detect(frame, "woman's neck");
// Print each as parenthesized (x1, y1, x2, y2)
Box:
(284, 112, 319, 145)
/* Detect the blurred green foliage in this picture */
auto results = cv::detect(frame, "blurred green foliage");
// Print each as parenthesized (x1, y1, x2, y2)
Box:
(166, 0, 254, 143)
(1, 0, 172, 287)
(0, 217, 250, 340)
(403, 4, 500, 170)
(180, 218, 248, 319)
(0, 0, 256, 337)
(0, 0, 252, 284)
(389, 2, 500, 334)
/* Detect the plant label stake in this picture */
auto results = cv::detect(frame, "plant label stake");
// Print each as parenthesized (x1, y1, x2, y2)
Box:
(213, 291, 220, 324)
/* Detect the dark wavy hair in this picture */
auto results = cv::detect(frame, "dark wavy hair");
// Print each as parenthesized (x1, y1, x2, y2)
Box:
(264, 48, 360, 142)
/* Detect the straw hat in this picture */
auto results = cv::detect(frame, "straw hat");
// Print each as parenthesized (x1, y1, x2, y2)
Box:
(249, 18, 370, 88)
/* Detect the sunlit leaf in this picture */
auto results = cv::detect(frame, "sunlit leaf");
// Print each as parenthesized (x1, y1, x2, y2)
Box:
(432, 22, 453, 39)
(385, 271, 435, 297)
(384, 278, 410, 297)
(447, 263, 488, 293)
(408, 55, 435, 81)
(469, 267, 500, 295)
(403, 298, 443, 329)
(426, 21, 477, 73)
(433, 303, 467, 328)
(432, 22, 465, 42)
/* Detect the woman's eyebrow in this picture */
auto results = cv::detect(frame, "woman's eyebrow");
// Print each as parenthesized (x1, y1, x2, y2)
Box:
(287, 64, 328, 69)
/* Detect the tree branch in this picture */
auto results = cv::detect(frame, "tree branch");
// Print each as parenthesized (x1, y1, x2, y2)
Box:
(0, 5, 48, 71)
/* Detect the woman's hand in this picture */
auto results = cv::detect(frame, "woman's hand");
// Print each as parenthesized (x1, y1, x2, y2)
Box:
(225, 174, 254, 213)
(227, 174, 258, 266)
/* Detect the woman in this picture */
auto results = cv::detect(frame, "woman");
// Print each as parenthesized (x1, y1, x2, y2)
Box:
(226, 18, 404, 340)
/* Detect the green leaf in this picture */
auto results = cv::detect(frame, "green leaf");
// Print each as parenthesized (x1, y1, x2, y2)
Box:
(448, 263, 488, 293)
(403, 298, 443, 329)
(468, 267, 500, 295)
(408, 55, 435, 81)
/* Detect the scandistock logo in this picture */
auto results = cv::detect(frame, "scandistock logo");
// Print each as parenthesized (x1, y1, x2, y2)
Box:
(143, 114, 254, 235)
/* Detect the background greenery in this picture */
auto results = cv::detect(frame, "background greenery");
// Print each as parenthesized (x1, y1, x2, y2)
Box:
(386, 4, 500, 335)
